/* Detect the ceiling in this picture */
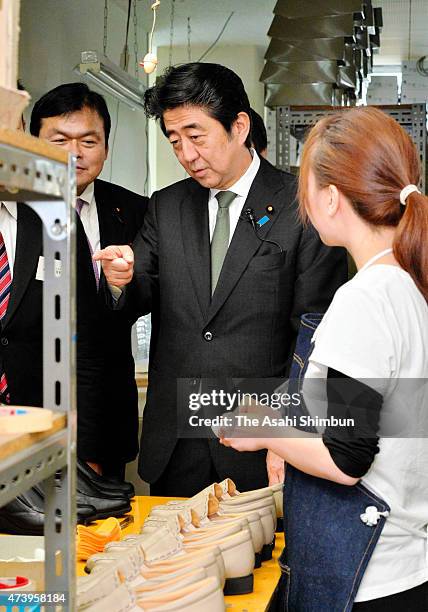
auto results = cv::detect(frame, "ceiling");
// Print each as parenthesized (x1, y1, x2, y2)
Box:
(113, 0, 428, 66)
(113, 0, 275, 48)
(374, 0, 428, 64)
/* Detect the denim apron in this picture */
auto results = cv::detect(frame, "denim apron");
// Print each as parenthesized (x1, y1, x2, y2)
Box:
(268, 313, 390, 612)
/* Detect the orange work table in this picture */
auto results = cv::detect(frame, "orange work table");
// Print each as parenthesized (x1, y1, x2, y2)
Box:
(77, 495, 283, 611)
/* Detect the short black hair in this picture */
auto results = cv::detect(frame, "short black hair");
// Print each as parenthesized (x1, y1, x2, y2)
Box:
(250, 109, 267, 155)
(144, 62, 252, 148)
(30, 82, 111, 145)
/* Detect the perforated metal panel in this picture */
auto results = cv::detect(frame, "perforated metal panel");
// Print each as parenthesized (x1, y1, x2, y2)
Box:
(0, 138, 76, 610)
(275, 104, 426, 191)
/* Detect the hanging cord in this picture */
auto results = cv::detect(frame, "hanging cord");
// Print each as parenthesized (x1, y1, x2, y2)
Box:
(120, 0, 132, 70)
(103, 0, 109, 56)
(407, 0, 412, 61)
(187, 16, 192, 62)
(197, 12, 234, 62)
(148, 1, 161, 55)
(125, 0, 132, 46)
(133, 0, 139, 78)
(169, 0, 176, 67)
(140, 0, 161, 74)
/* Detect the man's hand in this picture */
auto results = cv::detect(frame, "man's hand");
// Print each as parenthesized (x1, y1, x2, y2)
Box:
(93, 245, 134, 289)
(266, 450, 285, 485)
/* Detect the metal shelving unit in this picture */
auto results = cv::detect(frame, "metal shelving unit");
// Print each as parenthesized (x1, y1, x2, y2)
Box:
(275, 104, 427, 192)
(0, 129, 76, 610)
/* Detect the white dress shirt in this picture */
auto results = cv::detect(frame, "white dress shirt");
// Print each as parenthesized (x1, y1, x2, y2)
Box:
(77, 182, 101, 275)
(0, 202, 18, 278)
(208, 149, 260, 244)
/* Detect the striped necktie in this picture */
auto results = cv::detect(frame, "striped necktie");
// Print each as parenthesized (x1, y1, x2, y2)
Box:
(76, 198, 100, 290)
(0, 232, 12, 402)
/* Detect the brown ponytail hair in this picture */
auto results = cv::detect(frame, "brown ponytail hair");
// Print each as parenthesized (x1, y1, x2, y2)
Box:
(298, 106, 428, 300)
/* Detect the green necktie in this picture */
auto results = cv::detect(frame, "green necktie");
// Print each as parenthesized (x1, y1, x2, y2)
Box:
(211, 190, 237, 295)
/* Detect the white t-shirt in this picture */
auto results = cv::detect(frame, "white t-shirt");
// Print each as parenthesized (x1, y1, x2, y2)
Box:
(305, 264, 428, 602)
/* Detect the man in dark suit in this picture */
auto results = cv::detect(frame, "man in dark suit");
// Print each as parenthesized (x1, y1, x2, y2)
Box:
(25, 83, 148, 479)
(96, 63, 348, 496)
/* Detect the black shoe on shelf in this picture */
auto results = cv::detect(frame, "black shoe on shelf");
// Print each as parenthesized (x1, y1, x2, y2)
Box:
(76, 503, 98, 525)
(76, 472, 130, 502)
(22, 486, 44, 513)
(0, 495, 45, 535)
(77, 459, 135, 499)
(76, 473, 131, 519)
(76, 492, 131, 521)
(29, 484, 98, 525)
(0, 469, 132, 536)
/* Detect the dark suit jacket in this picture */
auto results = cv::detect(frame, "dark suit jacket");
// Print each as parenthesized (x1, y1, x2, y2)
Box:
(78, 179, 148, 463)
(0, 180, 148, 464)
(127, 157, 348, 485)
(0, 204, 44, 407)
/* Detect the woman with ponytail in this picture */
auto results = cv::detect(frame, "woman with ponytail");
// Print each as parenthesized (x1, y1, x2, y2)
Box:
(221, 107, 428, 611)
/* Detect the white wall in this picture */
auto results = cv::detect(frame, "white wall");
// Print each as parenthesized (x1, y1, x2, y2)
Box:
(150, 44, 266, 191)
(18, 0, 149, 195)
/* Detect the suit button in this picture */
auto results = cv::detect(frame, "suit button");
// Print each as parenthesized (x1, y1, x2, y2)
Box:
(203, 331, 213, 342)
(190, 379, 198, 387)
(1, 337, 8, 346)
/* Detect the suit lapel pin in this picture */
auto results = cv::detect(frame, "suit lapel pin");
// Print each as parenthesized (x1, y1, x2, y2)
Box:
(257, 215, 270, 228)
(266, 205, 275, 214)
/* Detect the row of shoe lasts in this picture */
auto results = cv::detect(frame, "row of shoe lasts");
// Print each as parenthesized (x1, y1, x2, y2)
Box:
(77, 479, 283, 612)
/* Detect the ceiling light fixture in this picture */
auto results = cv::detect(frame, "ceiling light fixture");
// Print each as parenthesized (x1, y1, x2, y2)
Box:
(75, 51, 146, 110)
(141, 1, 161, 74)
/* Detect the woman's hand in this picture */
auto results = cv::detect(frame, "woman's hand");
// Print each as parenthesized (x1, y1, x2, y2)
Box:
(219, 435, 266, 453)
(218, 401, 279, 454)
(266, 450, 285, 484)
